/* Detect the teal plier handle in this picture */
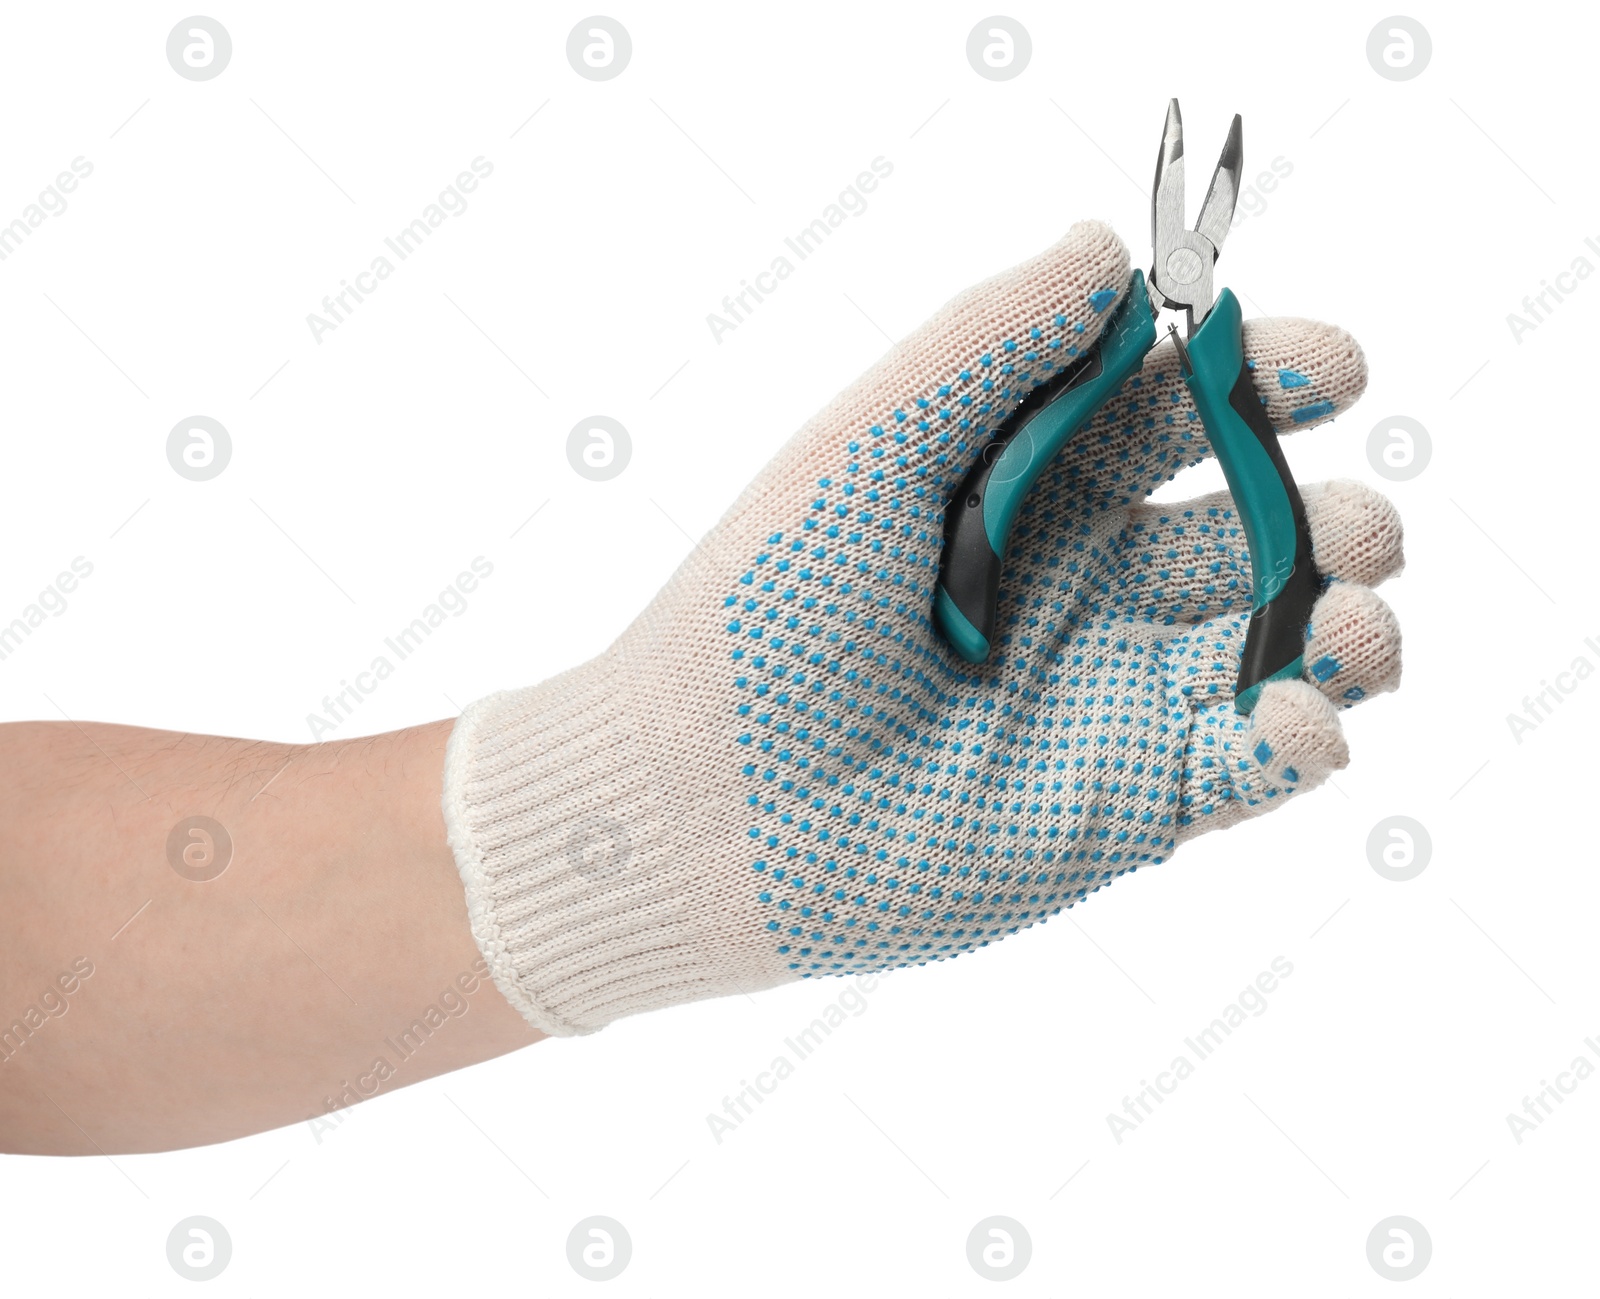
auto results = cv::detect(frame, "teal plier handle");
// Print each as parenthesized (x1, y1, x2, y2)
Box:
(933, 274, 1318, 716)
(932, 272, 1157, 663)
(1181, 287, 1320, 713)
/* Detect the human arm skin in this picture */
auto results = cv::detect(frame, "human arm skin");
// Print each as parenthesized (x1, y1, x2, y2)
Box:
(0, 718, 540, 1156)
(0, 225, 1397, 1157)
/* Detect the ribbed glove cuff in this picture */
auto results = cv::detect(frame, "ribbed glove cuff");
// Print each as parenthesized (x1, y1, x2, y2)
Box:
(441, 656, 767, 1035)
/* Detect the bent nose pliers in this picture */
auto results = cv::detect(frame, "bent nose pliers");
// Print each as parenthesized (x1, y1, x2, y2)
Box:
(932, 100, 1320, 714)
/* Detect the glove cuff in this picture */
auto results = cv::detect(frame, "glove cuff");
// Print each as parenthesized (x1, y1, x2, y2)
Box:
(440, 656, 774, 1035)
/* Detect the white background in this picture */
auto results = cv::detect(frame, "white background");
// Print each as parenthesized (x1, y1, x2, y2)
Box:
(0, 1, 1594, 1293)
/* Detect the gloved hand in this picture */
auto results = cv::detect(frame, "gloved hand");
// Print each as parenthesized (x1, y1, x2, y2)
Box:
(442, 221, 1402, 1036)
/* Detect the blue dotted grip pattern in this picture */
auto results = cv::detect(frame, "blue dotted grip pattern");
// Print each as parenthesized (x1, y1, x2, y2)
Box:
(721, 278, 1334, 979)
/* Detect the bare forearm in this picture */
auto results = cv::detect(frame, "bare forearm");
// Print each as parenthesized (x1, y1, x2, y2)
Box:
(0, 718, 538, 1155)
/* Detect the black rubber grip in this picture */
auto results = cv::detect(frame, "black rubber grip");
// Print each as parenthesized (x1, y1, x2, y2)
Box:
(1227, 361, 1321, 700)
(937, 347, 1106, 652)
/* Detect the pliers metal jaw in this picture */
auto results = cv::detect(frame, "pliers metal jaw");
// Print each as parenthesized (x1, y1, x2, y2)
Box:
(932, 99, 1322, 715)
(1150, 99, 1241, 337)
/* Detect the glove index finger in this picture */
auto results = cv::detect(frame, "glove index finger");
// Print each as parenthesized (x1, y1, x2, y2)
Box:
(709, 221, 1132, 573)
(798, 220, 1132, 476)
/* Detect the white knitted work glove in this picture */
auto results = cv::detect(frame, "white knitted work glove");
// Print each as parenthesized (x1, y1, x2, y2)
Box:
(443, 221, 1403, 1036)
